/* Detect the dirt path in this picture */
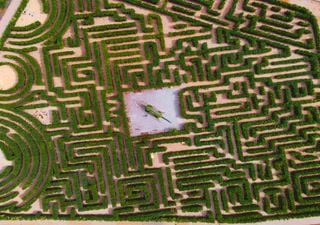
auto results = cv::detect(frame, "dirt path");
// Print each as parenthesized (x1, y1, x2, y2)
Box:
(0, 0, 22, 39)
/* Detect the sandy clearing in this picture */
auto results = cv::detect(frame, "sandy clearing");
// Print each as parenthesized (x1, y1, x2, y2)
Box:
(124, 87, 184, 136)
(24, 108, 52, 125)
(0, 64, 18, 90)
(15, 0, 47, 27)
(0, 148, 11, 173)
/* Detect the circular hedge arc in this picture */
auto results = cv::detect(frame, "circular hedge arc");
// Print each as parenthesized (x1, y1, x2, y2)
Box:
(0, 108, 53, 212)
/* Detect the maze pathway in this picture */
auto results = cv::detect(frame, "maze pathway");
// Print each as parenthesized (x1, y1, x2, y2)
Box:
(0, 0, 319, 223)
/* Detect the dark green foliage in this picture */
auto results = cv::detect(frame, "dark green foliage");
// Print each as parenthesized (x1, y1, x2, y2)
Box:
(0, 0, 7, 8)
(0, 0, 319, 223)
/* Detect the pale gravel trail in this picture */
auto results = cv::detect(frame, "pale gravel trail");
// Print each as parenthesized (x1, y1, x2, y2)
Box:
(0, 0, 22, 39)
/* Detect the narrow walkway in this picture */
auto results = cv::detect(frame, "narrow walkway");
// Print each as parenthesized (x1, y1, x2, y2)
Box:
(0, 0, 22, 39)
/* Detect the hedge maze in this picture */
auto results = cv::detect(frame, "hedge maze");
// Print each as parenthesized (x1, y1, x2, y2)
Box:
(0, 0, 320, 223)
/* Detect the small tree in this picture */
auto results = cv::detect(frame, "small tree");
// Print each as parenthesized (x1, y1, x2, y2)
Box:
(0, 0, 7, 8)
